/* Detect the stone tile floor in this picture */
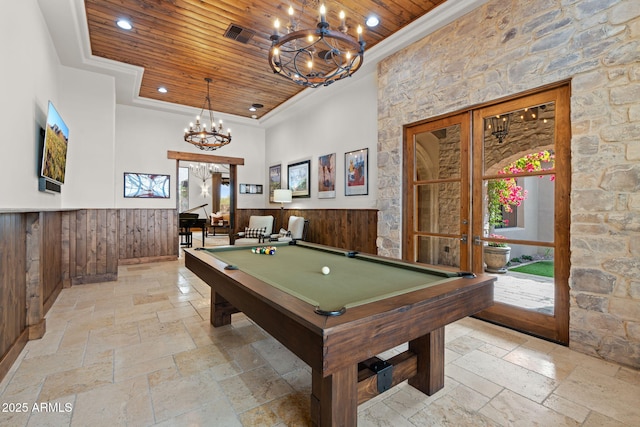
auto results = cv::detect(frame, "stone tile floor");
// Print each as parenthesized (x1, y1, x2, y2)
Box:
(1, 253, 638, 426)
(493, 271, 555, 315)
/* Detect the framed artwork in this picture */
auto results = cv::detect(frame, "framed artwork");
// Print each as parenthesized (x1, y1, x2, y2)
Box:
(240, 184, 263, 194)
(288, 160, 311, 198)
(269, 164, 281, 203)
(124, 172, 170, 198)
(345, 148, 368, 196)
(317, 153, 336, 199)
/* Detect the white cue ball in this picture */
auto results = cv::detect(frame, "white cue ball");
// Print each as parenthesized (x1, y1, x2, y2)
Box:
(321, 266, 330, 275)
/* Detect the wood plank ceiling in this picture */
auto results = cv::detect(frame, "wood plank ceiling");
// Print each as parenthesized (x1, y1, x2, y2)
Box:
(84, 0, 446, 119)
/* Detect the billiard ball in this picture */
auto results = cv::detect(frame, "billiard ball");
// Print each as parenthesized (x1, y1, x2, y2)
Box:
(321, 266, 330, 275)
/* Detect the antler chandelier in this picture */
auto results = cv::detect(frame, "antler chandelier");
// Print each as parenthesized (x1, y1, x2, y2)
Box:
(184, 78, 231, 151)
(268, 2, 365, 88)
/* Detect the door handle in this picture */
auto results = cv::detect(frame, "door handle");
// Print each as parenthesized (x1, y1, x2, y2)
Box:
(461, 234, 468, 244)
(473, 235, 482, 246)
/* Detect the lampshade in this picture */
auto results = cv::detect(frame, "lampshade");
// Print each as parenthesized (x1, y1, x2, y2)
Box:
(273, 189, 292, 203)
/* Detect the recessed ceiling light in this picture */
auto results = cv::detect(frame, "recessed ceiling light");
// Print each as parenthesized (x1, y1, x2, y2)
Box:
(116, 19, 132, 30)
(249, 106, 256, 112)
(249, 103, 264, 112)
(157, 87, 168, 93)
(365, 16, 379, 27)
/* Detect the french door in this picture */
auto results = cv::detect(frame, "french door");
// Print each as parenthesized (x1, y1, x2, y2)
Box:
(403, 112, 471, 270)
(404, 84, 570, 343)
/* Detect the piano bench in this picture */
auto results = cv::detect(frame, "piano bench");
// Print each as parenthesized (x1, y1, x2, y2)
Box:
(179, 231, 193, 248)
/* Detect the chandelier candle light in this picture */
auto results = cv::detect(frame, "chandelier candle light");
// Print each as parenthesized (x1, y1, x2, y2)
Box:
(269, 3, 365, 88)
(184, 78, 231, 151)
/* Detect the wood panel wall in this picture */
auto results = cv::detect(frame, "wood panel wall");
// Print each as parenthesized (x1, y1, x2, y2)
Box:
(236, 208, 378, 254)
(66, 208, 179, 268)
(65, 209, 119, 284)
(0, 213, 27, 381)
(41, 212, 63, 311)
(117, 209, 179, 264)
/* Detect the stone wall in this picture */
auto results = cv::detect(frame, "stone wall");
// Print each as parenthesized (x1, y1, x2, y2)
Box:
(377, 0, 639, 367)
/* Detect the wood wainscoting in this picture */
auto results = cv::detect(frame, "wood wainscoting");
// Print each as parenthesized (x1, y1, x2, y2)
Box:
(0, 213, 28, 382)
(117, 209, 179, 265)
(64, 209, 118, 285)
(0, 208, 178, 382)
(236, 208, 378, 254)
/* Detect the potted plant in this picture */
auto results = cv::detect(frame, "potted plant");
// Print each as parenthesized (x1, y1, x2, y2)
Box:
(484, 234, 511, 273)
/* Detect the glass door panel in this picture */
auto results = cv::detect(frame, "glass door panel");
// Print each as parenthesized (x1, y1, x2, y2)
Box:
(416, 182, 461, 234)
(483, 175, 556, 243)
(416, 236, 460, 268)
(415, 127, 461, 181)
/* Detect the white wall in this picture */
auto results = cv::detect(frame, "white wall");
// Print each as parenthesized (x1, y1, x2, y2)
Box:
(264, 73, 378, 210)
(1, 0, 374, 214)
(0, 0, 61, 209)
(115, 104, 266, 209)
(0, 1, 117, 210)
(59, 66, 116, 208)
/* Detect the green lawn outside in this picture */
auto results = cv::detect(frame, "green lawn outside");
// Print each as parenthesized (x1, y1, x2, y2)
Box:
(509, 260, 554, 278)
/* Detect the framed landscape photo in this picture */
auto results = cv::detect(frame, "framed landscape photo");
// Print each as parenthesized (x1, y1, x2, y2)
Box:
(124, 172, 170, 198)
(317, 153, 336, 199)
(345, 148, 368, 196)
(269, 164, 281, 203)
(288, 160, 310, 198)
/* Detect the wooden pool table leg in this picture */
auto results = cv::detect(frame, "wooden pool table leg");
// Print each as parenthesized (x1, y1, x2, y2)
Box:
(210, 291, 236, 327)
(408, 326, 445, 395)
(310, 365, 358, 427)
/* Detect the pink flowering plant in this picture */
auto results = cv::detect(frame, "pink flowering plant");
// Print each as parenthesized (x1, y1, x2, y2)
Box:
(487, 233, 509, 247)
(488, 150, 555, 227)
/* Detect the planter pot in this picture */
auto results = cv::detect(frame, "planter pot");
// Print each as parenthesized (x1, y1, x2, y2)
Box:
(484, 246, 511, 273)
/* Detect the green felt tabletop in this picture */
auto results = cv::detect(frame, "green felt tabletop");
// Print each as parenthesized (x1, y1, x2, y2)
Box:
(201, 243, 457, 313)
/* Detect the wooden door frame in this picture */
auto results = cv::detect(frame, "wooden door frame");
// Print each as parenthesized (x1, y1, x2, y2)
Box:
(167, 150, 245, 244)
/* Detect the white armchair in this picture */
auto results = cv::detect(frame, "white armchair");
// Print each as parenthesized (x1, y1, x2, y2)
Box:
(234, 215, 274, 246)
(271, 216, 308, 242)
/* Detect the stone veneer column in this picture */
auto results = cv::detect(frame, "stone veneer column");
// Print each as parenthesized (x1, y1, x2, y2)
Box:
(376, 0, 639, 367)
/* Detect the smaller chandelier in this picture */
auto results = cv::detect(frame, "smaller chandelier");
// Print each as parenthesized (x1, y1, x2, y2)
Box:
(190, 163, 216, 182)
(489, 114, 511, 144)
(184, 78, 231, 151)
(268, 3, 365, 88)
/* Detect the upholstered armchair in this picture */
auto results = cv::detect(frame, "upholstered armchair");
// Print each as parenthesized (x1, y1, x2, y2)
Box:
(233, 215, 275, 246)
(271, 216, 308, 242)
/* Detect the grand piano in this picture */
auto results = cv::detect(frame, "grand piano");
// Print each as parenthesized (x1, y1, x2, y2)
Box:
(179, 204, 208, 247)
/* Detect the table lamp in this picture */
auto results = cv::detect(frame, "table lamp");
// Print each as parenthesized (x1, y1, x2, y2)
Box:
(273, 189, 292, 231)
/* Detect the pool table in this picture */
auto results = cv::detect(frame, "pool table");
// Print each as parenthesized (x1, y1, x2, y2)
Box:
(185, 241, 494, 426)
